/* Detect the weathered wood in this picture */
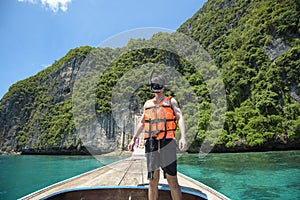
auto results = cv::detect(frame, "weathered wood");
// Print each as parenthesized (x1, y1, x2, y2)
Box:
(20, 155, 229, 200)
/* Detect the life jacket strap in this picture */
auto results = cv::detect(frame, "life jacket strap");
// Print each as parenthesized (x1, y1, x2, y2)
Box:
(145, 129, 177, 135)
(145, 104, 171, 110)
(145, 118, 174, 124)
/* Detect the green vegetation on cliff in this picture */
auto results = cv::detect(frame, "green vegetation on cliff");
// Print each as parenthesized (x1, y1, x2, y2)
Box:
(179, 0, 300, 150)
(0, 46, 92, 152)
(0, 0, 299, 153)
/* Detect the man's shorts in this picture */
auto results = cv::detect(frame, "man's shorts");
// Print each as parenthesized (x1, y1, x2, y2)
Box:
(145, 138, 177, 179)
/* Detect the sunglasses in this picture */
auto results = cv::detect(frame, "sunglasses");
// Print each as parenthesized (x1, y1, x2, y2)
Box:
(151, 83, 164, 90)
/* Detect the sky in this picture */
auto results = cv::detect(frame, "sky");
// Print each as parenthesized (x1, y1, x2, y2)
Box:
(0, 0, 206, 99)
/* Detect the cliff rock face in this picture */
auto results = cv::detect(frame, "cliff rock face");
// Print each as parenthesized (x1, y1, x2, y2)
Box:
(1, 0, 300, 154)
(0, 47, 91, 154)
(178, 0, 300, 152)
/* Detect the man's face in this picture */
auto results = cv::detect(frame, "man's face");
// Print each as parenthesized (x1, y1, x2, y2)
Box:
(151, 83, 164, 92)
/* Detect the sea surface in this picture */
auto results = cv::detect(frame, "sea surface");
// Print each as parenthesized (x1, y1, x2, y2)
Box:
(178, 151, 300, 200)
(0, 150, 299, 200)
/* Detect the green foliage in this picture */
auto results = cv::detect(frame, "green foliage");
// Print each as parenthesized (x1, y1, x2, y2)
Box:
(1, 46, 92, 151)
(179, 0, 300, 149)
(1, 0, 300, 152)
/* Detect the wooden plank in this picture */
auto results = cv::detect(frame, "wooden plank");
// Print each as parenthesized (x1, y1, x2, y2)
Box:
(118, 157, 146, 186)
(20, 156, 229, 200)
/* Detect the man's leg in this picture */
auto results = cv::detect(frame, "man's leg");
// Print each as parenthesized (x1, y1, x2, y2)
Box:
(148, 169, 160, 200)
(166, 174, 182, 200)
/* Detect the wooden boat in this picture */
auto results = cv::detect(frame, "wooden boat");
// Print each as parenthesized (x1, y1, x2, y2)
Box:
(40, 184, 208, 200)
(21, 155, 230, 200)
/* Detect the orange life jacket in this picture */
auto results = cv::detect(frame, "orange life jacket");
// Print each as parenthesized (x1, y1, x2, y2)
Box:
(144, 96, 177, 140)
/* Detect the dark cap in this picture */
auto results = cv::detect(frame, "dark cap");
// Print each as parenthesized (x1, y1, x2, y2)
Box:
(151, 75, 165, 86)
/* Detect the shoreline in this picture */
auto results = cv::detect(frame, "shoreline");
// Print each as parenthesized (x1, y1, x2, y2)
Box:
(2, 137, 300, 156)
(0, 150, 21, 155)
(1, 148, 300, 156)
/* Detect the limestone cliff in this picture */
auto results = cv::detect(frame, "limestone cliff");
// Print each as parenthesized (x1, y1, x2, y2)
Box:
(0, 47, 92, 154)
(1, 0, 299, 154)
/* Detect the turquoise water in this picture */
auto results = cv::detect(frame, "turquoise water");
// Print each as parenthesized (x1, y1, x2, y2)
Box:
(0, 151, 299, 200)
(0, 155, 125, 200)
(177, 151, 300, 200)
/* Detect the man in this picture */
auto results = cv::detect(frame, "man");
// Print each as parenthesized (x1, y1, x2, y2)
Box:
(128, 74, 187, 200)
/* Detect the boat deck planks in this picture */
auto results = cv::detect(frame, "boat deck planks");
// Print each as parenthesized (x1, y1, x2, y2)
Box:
(21, 155, 229, 200)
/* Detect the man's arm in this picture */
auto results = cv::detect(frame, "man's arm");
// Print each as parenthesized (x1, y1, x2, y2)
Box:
(127, 113, 145, 152)
(171, 98, 187, 151)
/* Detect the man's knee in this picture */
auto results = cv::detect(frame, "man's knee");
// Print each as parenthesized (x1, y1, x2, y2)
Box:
(149, 179, 159, 188)
(167, 175, 180, 189)
(149, 170, 160, 187)
(149, 176, 159, 187)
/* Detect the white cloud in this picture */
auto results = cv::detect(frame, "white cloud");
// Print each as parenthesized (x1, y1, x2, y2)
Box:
(18, 0, 72, 13)
(18, 0, 38, 3)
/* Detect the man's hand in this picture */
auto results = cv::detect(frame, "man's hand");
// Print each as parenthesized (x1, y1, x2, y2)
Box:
(178, 137, 187, 151)
(127, 139, 135, 152)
